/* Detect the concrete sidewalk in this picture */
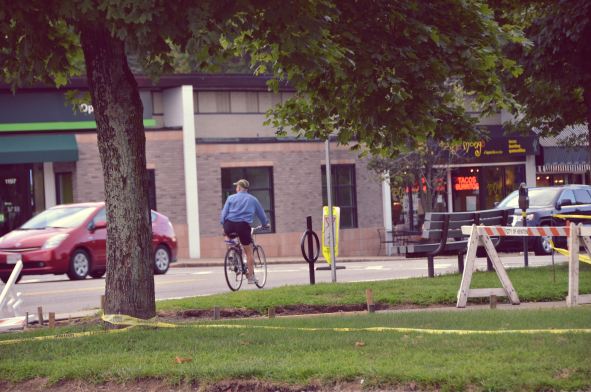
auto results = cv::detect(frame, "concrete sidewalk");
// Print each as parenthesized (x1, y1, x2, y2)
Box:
(172, 254, 407, 268)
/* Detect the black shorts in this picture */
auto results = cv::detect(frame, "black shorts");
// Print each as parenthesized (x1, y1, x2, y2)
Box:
(223, 220, 252, 245)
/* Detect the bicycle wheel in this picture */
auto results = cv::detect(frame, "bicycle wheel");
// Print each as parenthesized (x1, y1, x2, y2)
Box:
(253, 245, 267, 288)
(224, 247, 243, 291)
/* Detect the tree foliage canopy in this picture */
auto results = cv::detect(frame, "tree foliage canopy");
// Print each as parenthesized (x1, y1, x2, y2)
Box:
(495, 0, 591, 139)
(0, 0, 526, 317)
(2, 1, 523, 155)
(239, 1, 523, 156)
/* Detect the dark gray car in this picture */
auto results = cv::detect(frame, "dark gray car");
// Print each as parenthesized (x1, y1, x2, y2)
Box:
(496, 184, 591, 255)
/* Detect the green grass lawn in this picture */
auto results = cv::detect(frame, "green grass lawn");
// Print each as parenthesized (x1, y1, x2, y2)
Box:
(0, 263, 590, 391)
(0, 308, 590, 391)
(158, 263, 591, 313)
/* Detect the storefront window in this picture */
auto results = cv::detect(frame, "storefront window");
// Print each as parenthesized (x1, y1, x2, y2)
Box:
(0, 164, 45, 236)
(221, 167, 275, 230)
(56, 172, 74, 205)
(147, 169, 156, 211)
(451, 165, 525, 212)
(482, 166, 503, 209)
(32, 163, 45, 214)
(452, 168, 481, 211)
(321, 165, 358, 228)
(535, 173, 585, 186)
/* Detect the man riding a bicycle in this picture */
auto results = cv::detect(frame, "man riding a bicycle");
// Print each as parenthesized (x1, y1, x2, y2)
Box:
(220, 179, 270, 284)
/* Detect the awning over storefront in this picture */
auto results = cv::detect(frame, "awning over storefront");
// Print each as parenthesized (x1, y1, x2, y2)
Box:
(537, 146, 590, 173)
(0, 134, 78, 164)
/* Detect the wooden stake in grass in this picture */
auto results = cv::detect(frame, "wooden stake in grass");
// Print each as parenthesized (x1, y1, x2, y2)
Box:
(100, 295, 105, 312)
(48, 312, 55, 328)
(366, 289, 375, 313)
(268, 307, 276, 318)
(490, 295, 497, 309)
(37, 306, 44, 326)
(213, 306, 220, 320)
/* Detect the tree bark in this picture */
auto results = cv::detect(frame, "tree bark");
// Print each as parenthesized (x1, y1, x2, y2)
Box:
(585, 88, 591, 183)
(79, 22, 155, 318)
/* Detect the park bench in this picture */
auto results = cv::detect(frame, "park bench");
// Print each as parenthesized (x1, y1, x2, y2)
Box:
(377, 227, 421, 255)
(393, 208, 513, 277)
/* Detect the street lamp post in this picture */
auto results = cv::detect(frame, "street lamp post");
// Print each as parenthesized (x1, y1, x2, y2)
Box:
(325, 139, 337, 282)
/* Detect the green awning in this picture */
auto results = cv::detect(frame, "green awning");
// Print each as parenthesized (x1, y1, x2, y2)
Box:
(0, 134, 78, 164)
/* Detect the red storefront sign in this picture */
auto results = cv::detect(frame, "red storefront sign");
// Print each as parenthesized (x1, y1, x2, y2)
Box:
(454, 176, 479, 191)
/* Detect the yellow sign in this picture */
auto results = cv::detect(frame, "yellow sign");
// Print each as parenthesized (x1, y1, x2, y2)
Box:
(321, 206, 340, 264)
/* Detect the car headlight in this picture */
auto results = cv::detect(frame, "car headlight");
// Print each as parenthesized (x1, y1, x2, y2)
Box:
(526, 213, 535, 221)
(42, 233, 69, 249)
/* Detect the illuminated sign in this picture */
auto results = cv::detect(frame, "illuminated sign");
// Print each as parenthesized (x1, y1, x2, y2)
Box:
(454, 176, 479, 191)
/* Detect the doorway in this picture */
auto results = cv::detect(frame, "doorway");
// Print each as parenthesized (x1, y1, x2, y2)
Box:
(0, 164, 45, 237)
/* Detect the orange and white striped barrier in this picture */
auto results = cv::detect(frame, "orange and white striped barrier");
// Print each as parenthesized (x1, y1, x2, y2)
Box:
(461, 226, 570, 237)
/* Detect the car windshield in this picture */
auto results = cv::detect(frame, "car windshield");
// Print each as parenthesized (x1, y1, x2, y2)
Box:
(497, 188, 562, 209)
(20, 206, 97, 229)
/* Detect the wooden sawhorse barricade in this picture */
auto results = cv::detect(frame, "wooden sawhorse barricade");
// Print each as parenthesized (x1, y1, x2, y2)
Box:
(456, 223, 590, 308)
(0, 258, 24, 318)
(565, 224, 591, 306)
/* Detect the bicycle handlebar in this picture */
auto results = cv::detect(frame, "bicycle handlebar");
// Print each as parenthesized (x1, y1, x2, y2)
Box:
(252, 225, 271, 234)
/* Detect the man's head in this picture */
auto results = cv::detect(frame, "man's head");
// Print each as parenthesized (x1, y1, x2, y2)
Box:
(233, 179, 249, 191)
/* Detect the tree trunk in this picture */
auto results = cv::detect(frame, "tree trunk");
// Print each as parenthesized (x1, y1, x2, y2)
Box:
(79, 22, 155, 319)
(585, 88, 591, 182)
(584, 88, 591, 181)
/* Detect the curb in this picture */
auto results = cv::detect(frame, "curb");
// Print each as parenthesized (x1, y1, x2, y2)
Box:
(171, 256, 407, 268)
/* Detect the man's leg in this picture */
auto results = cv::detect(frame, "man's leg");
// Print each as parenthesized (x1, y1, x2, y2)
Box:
(243, 244, 255, 280)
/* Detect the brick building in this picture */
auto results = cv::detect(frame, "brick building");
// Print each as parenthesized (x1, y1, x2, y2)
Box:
(0, 74, 386, 259)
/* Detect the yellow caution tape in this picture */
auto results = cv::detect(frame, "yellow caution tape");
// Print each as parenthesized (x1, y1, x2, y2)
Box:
(2, 313, 591, 347)
(549, 239, 591, 265)
(553, 214, 591, 220)
(100, 315, 591, 335)
(0, 326, 132, 346)
(101, 313, 178, 328)
(180, 324, 591, 335)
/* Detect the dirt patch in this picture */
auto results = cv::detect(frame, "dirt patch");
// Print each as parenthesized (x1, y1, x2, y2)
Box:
(162, 303, 423, 321)
(0, 378, 432, 391)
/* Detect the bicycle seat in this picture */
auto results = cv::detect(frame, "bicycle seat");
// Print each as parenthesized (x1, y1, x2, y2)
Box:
(225, 233, 239, 246)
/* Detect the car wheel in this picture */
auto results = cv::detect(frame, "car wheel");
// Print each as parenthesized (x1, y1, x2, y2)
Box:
(0, 273, 22, 284)
(67, 249, 90, 280)
(534, 225, 554, 256)
(154, 245, 170, 275)
(89, 269, 105, 279)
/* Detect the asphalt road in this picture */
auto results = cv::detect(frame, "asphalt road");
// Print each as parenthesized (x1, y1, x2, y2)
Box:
(6, 253, 565, 319)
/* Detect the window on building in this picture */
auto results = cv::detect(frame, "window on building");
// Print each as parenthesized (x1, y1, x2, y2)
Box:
(195, 91, 293, 114)
(55, 172, 73, 205)
(221, 167, 275, 230)
(147, 169, 157, 211)
(321, 164, 358, 228)
(197, 91, 231, 113)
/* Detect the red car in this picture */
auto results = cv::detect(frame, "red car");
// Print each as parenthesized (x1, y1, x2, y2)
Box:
(0, 202, 177, 283)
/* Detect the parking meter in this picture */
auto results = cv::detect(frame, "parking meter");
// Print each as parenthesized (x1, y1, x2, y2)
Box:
(518, 183, 529, 211)
(518, 183, 529, 267)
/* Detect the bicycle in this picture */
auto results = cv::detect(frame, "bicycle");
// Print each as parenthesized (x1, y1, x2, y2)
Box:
(224, 226, 268, 291)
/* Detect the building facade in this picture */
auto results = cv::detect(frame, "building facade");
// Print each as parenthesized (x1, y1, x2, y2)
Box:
(0, 75, 385, 259)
